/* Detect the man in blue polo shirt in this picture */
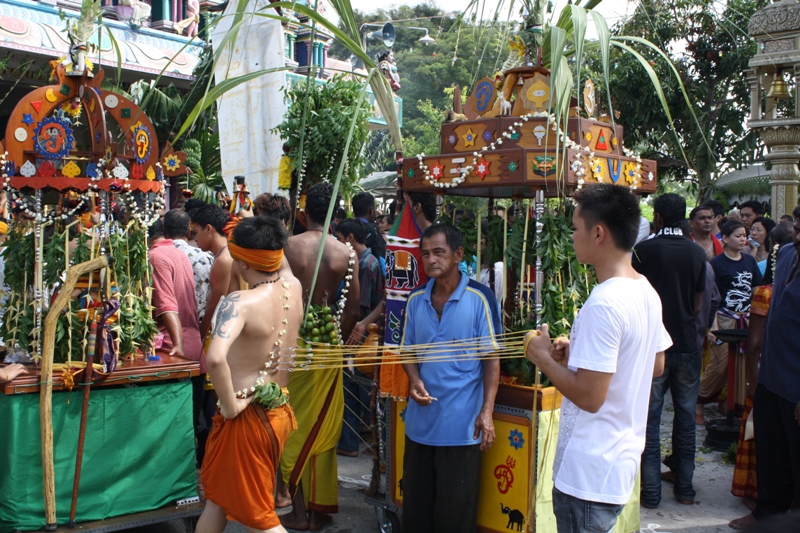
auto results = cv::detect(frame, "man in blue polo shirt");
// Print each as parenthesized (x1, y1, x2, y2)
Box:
(400, 223, 501, 533)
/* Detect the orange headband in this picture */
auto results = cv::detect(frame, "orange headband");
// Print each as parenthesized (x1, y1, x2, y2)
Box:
(228, 239, 283, 272)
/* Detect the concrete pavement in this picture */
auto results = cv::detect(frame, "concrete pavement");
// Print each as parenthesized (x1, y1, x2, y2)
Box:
(127, 397, 744, 533)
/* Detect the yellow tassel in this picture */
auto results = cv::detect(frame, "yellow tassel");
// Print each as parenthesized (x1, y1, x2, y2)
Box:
(278, 155, 293, 190)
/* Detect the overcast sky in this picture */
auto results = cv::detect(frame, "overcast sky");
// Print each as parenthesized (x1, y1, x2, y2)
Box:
(343, 0, 640, 38)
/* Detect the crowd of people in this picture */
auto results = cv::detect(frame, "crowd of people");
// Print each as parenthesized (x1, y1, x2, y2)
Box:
(126, 184, 400, 533)
(1, 183, 797, 533)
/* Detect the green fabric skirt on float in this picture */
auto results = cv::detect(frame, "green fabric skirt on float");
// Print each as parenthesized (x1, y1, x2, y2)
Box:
(0, 381, 196, 532)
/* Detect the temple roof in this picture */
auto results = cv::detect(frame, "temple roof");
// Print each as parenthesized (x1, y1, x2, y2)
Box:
(0, 0, 204, 85)
(749, 0, 800, 37)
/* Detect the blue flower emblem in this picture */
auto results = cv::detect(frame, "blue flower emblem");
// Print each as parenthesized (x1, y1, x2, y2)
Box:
(508, 428, 525, 450)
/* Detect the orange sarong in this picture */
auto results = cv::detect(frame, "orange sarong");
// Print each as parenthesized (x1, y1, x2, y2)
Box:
(201, 402, 297, 530)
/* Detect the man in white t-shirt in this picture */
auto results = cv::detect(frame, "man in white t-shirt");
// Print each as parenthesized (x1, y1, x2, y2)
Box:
(526, 183, 671, 533)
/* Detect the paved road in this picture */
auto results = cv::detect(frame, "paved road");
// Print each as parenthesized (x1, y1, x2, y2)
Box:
(124, 442, 385, 533)
(127, 397, 742, 533)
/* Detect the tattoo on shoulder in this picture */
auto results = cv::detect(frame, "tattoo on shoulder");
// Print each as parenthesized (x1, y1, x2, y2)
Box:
(212, 293, 240, 339)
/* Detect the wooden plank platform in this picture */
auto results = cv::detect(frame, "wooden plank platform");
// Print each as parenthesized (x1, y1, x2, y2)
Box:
(2, 354, 200, 395)
(16, 501, 205, 533)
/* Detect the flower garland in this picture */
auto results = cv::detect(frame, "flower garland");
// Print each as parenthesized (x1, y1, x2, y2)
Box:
(415, 112, 646, 191)
(118, 189, 166, 227)
(334, 242, 357, 341)
(2, 153, 95, 223)
(270, 278, 291, 363)
(770, 243, 780, 281)
(217, 276, 292, 405)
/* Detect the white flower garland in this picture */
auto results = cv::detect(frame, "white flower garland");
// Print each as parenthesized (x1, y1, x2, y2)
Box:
(118, 189, 166, 228)
(334, 242, 356, 341)
(0, 151, 165, 226)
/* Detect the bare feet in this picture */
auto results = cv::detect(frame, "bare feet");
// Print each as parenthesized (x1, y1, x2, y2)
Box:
(696, 404, 706, 425)
(275, 484, 292, 509)
(280, 484, 311, 530)
(308, 511, 333, 531)
(279, 509, 309, 530)
(729, 514, 757, 530)
(335, 447, 358, 458)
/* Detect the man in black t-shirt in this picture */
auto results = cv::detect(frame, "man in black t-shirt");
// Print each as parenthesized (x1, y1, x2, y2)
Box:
(633, 194, 706, 509)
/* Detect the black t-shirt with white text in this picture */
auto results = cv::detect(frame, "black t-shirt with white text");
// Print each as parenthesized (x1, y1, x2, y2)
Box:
(709, 252, 763, 314)
(633, 228, 707, 354)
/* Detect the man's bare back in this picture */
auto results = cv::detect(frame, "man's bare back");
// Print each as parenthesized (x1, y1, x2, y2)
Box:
(285, 232, 360, 337)
(210, 274, 303, 393)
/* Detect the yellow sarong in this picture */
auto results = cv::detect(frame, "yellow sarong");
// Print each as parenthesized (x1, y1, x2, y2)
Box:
(280, 347, 344, 514)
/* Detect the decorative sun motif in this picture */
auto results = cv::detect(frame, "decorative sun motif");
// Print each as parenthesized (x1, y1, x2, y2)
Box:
(475, 157, 491, 180)
(584, 132, 592, 142)
(508, 428, 525, 450)
(462, 128, 477, 147)
(624, 161, 639, 184)
(447, 134, 457, 146)
(591, 157, 607, 182)
(163, 153, 181, 172)
(611, 137, 618, 148)
(430, 161, 445, 180)
(508, 161, 518, 172)
(483, 130, 493, 142)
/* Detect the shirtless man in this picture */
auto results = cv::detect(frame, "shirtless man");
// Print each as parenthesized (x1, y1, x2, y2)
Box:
(197, 216, 302, 533)
(278, 182, 361, 531)
(190, 204, 234, 339)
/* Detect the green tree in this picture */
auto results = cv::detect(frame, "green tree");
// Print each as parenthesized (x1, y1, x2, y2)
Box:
(329, 4, 512, 160)
(272, 76, 372, 199)
(590, 0, 769, 201)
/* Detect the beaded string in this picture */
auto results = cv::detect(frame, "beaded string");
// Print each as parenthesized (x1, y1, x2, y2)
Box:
(226, 277, 292, 401)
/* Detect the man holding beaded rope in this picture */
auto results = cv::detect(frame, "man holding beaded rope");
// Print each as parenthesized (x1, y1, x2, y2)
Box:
(526, 184, 669, 533)
(197, 215, 303, 533)
(400, 223, 501, 533)
(278, 182, 361, 531)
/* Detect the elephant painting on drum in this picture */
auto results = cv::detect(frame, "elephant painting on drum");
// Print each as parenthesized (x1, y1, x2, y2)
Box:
(386, 249, 420, 290)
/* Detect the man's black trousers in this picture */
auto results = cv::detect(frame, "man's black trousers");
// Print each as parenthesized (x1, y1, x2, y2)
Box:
(402, 436, 481, 533)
